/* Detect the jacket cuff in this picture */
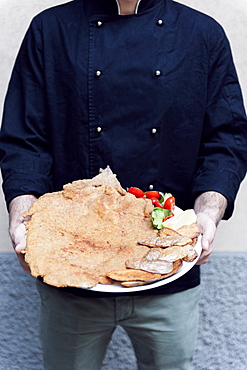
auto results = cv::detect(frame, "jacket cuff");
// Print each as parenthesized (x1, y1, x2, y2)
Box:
(2, 174, 52, 209)
(192, 167, 241, 220)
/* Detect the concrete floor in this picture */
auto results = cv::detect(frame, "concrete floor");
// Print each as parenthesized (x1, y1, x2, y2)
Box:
(0, 252, 247, 370)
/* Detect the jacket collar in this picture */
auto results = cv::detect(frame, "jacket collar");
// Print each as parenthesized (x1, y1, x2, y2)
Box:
(101, 0, 161, 14)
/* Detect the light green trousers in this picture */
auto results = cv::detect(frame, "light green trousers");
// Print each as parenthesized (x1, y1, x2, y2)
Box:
(36, 280, 201, 370)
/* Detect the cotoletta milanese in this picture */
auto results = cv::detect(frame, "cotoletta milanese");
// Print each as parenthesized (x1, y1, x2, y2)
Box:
(23, 167, 199, 289)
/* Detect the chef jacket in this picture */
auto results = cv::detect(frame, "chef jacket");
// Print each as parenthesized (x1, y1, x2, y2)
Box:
(1, 0, 247, 296)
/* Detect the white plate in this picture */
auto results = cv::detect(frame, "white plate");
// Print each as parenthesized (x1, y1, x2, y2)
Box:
(88, 235, 202, 293)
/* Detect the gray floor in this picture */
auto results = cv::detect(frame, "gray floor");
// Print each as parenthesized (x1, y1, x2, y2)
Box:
(0, 253, 247, 370)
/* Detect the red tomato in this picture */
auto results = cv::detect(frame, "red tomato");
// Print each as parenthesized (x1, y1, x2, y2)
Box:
(128, 187, 145, 198)
(152, 200, 164, 208)
(163, 214, 174, 222)
(145, 191, 160, 200)
(164, 196, 175, 211)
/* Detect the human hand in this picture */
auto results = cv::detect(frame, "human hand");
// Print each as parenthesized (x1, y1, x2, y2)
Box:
(196, 212, 216, 264)
(9, 194, 37, 273)
(194, 191, 227, 265)
(10, 222, 30, 273)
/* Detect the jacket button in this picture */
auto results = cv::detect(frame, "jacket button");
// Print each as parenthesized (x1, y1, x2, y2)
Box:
(149, 185, 154, 190)
(95, 70, 102, 77)
(157, 19, 163, 26)
(97, 127, 102, 133)
(97, 21, 103, 27)
(155, 70, 161, 76)
(151, 128, 157, 134)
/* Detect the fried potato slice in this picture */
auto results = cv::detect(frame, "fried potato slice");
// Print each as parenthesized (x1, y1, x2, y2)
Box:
(182, 244, 198, 262)
(125, 258, 174, 274)
(137, 235, 192, 248)
(120, 279, 161, 287)
(139, 245, 197, 263)
(159, 227, 181, 237)
(190, 237, 198, 246)
(162, 245, 198, 262)
(120, 260, 183, 287)
(107, 269, 164, 282)
(176, 223, 200, 239)
(150, 246, 188, 262)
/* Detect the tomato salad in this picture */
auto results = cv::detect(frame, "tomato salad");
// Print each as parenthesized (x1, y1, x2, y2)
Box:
(127, 187, 175, 230)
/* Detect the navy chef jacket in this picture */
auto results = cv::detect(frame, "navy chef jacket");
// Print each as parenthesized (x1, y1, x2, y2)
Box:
(1, 0, 247, 296)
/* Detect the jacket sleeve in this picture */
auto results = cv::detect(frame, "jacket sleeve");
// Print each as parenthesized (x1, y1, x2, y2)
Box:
(192, 21, 247, 219)
(0, 17, 53, 206)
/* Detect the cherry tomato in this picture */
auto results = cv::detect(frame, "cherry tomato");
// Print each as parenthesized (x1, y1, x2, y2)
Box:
(152, 199, 164, 208)
(163, 214, 174, 222)
(163, 196, 175, 211)
(145, 191, 160, 200)
(128, 187, 145, 198)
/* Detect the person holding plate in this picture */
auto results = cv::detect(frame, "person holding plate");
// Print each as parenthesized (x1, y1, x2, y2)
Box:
(0, 0, 247, 369)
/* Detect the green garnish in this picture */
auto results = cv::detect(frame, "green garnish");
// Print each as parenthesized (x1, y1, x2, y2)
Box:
(151, 207, 173, 230)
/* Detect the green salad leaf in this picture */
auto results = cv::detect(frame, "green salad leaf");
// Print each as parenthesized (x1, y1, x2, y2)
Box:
(159, 192, 173, 205)
(151, 207, 173, 230)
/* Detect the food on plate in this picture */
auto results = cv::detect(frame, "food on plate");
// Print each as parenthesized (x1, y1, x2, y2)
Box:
(137, 235, 192, 248)
(23, 167, 157, 288)
(125, 241, 198, 274)
(145, 190, 161, 200)
(176, 223, 200, 239)
(128, 188, 177, 229)
(23, 166, 200, 290)
(128, 187, 145, 198)
(138, 245, 196, 263)
(159, 227, 181, 236)
(150, 246, 188, 263)
(161, 193, 175, 211)
(151, 207, 174, 229)
(162, 209, 197, 229)
(182, 245, 198, 262)
(108, 260, 183, 287)
(159, 223, 200, 248)
(107, 269, 165, 282)
(125, 257, 174, 274)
